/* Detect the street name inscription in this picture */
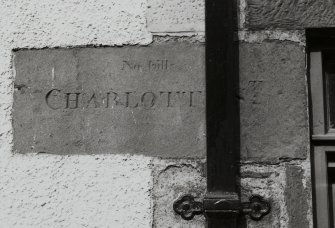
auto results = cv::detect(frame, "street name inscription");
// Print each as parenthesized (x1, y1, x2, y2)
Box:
(13, 43, 205, 157)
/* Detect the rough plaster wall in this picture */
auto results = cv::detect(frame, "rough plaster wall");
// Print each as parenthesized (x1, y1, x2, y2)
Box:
(146, 0, 205, 33)
(0, 0, 313, 228)
(0, 155, 153, 228)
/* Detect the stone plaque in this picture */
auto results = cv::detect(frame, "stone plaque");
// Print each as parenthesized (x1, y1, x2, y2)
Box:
(13, 43, 205, 157)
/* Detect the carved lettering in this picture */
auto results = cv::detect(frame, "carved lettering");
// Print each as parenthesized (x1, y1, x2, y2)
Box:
(105, 92, 110, 108)
(189, 91, 202, 107)
(121, 59, 174, 72)
(45, 89, 204, 110)
(106, 92, 122, 107)
(65, 93, 80, 109)
(121, 61, 142, 71)
(121, 61, 132, 70)
(141, 92, 156, 108)
(148, 60, 169, 71)
(86, 93, 99, 108)
(159, 91, 173, 107)
(45, 89, 62, 110)
(125, 92, 138, 108)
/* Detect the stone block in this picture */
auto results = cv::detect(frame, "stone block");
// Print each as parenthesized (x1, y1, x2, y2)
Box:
(240, 165, 284, 227)
(245, 0, 335, 29)
(240, 163, 311, 228)
(285, 165, 310, 228)
(152, 160, 206, 228)
(13, 42, 205, 157)
(240, 41, 308, 161)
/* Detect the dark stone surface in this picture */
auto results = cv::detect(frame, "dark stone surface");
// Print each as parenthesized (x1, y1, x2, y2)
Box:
(152, 163, 206, 228)
(246, 0, 335, 29)
(13, 43, 205, 157)
(240, 41, 308, 161)
(285, 165, 309, 228)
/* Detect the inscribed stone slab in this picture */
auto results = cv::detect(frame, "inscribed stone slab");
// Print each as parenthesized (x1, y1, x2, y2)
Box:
(13, 43, 205, 157)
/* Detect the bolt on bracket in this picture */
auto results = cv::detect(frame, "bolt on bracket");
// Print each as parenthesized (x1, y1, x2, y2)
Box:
(173, 194, 270, 221)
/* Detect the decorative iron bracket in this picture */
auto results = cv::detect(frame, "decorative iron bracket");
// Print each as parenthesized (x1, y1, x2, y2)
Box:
(173, 195, 203, 220)
(173, 194, 270, 221)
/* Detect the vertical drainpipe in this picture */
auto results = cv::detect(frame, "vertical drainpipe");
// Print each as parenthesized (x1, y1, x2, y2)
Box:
(173, 0, 270, 225)
(173, 0, 271, 224)
(204, 0, 240, 227)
